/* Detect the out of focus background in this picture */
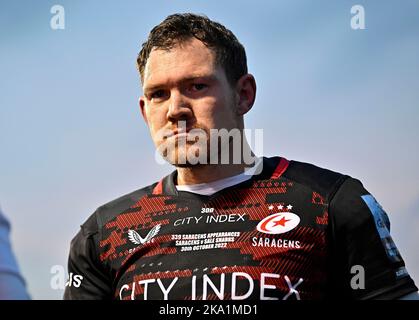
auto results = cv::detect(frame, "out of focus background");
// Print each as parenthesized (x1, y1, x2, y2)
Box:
(0, 0, 418, 299)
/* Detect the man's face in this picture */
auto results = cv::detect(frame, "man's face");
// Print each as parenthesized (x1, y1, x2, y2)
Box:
(140, 38, 241, 167)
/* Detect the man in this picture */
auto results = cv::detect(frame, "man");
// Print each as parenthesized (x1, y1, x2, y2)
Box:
(64, 13, 418, 300)
(0, 207, 30, 300)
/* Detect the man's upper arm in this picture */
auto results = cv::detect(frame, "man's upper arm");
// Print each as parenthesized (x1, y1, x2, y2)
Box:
(63, 214, 112, 300)
(328, 177, 418, 299)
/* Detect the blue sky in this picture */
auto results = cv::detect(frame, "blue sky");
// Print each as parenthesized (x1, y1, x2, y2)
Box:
(1, 0, 418, 299)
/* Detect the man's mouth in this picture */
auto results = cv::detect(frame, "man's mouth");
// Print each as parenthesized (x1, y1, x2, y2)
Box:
(168, 129, 190, 138)
(171, 132, 190, 139)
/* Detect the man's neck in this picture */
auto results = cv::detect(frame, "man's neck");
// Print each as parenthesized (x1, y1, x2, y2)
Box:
(175, 139, 257, 185)
(176, 161, 255, 186)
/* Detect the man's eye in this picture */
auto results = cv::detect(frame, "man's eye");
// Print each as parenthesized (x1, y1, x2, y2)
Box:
(191, 83, 207, 91)
(150, 90, 166, 100)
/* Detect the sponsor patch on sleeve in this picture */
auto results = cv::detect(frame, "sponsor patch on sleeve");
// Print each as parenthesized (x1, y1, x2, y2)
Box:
(361, 194, 408, 279)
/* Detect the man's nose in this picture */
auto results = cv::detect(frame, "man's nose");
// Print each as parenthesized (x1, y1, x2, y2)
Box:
(167, 90, 193, 123)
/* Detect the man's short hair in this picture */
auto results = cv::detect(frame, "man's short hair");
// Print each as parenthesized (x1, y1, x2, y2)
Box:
(137, 13, 248, 86)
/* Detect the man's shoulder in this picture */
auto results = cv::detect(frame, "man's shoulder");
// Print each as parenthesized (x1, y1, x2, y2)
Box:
(80, 181, 159, 234)
(281, 158, 350, 200)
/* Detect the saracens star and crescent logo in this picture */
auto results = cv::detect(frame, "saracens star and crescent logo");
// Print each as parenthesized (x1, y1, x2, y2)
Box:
(257, 205, 300, 234)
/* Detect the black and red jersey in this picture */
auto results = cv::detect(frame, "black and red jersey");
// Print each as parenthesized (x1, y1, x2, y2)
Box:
(63, 156, 417, 300)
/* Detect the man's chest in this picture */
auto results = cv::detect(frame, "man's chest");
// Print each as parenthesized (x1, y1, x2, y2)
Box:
(99, 180, 331, 300)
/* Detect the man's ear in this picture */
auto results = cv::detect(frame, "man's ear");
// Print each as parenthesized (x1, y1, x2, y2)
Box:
(139, 96, 149, 125)
(235, 74, 257, 116)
